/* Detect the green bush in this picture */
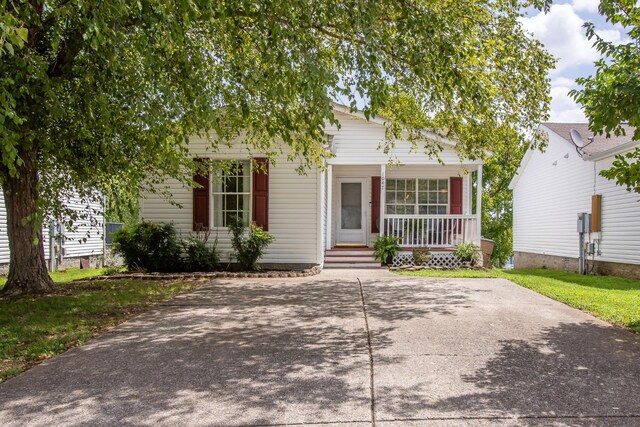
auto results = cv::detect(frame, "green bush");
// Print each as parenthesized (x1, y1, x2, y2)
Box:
(412, 248, 431, 265)
(112, 221, 183, 272)
(373, 234, 400, 264)
(228, 216, 274, 271)
(453, 241, 481, 265)
(182, 230, 219, 272)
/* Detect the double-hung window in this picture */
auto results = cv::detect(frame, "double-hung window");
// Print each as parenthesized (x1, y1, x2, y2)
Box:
(386, 178, 448, 215)
(212, 160, 251, 227)
(417, 178, 448, 214)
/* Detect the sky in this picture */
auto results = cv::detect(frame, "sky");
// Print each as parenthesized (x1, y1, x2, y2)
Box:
(519, 0, 629, 123)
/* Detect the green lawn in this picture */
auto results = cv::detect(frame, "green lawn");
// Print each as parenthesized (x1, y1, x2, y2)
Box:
(399, 268, 640, 333)
(0, 271, 198, 383)
(0, 267, 108, 289)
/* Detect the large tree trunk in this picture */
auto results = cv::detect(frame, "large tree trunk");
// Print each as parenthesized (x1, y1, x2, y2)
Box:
(1, 150, 54, 296)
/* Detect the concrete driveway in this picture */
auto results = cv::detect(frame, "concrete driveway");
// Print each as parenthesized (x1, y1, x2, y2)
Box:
(2, 270, 640, 426)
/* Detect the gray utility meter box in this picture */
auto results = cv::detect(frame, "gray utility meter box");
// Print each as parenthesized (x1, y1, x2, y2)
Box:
(577, 212, 591, 233)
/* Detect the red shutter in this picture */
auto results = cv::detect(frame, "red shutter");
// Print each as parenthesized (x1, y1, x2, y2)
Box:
(193, 158, 210, 230)
(371, 176, 381, 233)
(449, 177, 463, 215)
(252, 158, 269, 230)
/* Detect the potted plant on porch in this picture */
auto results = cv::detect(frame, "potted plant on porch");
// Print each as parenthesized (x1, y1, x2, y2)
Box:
(453, 241, 481, 267)
(373, 234, 400, 266)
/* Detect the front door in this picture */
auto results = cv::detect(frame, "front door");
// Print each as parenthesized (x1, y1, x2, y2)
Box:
(337, 178, 366, 245)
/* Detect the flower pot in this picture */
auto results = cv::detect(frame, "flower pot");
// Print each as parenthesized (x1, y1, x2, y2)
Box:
(481, 238, 495, 267)
(386, 255, 394, 266)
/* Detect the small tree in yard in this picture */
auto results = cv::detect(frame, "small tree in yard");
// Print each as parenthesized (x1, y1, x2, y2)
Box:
(1, 1, 552, 295)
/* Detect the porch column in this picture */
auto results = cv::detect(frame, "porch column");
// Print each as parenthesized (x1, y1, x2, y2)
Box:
(476, 164, 483, 244)
(326, 165, 333, 250)
(317, 168, 325, 264)
(465, 172, 472, 215)
(380, 164, 386, 236)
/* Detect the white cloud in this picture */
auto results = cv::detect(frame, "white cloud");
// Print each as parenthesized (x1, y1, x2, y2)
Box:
(596, 28, 624, 44)
(519, 4, 599, 74)
(572, 0, 600, 13)
(518, 1, 628, 122)
(551, 76, 578, 88)
(549, 86, 586, 122)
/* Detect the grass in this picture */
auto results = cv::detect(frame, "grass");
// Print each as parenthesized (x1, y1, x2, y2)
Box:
(0, 270, 199, 383)
(399, 268, 640, 333)
(0, 267, 108, 289)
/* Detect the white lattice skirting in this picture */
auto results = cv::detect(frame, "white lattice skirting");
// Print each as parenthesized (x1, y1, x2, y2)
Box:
(391, 252, 465, 269)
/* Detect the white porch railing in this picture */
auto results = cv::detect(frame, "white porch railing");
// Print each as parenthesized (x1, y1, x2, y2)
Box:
(383, 215, 479, 248)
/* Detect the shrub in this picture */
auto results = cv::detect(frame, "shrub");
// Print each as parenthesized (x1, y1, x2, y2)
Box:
(227, 216, 274, 271)
(182, 230, 219, 272)
(453, 241, 481, 265)
(412, 248, 431, 265)
(373, 234, 400, 264)
(112, 221, 183, 272)
(103, 266, 125, 275)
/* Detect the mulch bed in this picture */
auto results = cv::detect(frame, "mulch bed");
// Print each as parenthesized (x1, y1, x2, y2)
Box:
(88, 265, 322, 281)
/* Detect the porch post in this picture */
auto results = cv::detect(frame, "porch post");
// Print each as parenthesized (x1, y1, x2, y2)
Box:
(476, 164, 483, 244)
(380, 164, 386, 237)
(465, 172, 472, 215)
(317, 168, 324, 264)
(326, 165, 333, 250)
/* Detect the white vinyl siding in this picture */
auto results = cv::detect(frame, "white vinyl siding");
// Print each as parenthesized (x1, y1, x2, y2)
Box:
(594, 155, 640, 265)
(140, 138, 319, 264)
(0, 193, 104, 265)
(140, 110, 481, 264)
(513, 132, 592, 258)
(59, 198, 104, 259)
(0, 195, 8, 264)
(512, 126, 640, 266)
(326, 111, 481, 166)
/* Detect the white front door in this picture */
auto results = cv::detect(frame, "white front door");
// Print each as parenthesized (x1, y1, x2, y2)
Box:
(337, 178, 367, 245)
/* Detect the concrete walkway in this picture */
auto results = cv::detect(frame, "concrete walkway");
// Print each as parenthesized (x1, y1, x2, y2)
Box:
(2, 269, 640, 426)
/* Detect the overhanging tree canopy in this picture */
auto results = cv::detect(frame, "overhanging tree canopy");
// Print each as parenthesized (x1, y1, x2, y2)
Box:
(571, 0, 640, 193)
(1, 0, 553, 294)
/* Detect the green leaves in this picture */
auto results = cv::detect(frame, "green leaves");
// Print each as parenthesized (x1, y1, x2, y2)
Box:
(600, 149, 640, 194)
(0, 12, 27, 57)
(15, 27, 27, 43)
(571, 0, 640, 193)
(1, 0, 552, 232)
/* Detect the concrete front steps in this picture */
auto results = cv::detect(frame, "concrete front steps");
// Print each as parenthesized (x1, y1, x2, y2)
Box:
(324, 247, 382, 268)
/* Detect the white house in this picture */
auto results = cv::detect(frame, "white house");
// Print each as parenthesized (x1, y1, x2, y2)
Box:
(509, 123, 640, 278)
(140, 105, 485, 268)
(0, 194, 104, 271)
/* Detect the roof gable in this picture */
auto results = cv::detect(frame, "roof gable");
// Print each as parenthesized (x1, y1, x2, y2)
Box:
(330, 102, 459, 148)
(542, 122, 636, 157)
(509, 122, 640, 190)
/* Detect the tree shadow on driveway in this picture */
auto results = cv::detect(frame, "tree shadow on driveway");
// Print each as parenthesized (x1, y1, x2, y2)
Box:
(374, 312, 640, 424)
(0, 276, 476, 426)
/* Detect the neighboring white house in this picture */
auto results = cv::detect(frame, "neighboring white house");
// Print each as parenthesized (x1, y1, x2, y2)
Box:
(509, 123, 640, 278)
(140, 104, 485, 268)
(0, 193, 104, 271)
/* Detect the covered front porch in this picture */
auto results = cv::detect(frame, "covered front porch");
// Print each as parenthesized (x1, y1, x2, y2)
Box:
(323, 163, 483, 251)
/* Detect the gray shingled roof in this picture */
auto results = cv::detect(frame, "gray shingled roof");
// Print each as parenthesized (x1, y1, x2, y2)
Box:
(542, 122, 636, 156)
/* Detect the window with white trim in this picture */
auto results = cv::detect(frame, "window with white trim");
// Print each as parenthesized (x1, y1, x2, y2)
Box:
(386, 178, 448, 215)
(212, 160, 251, 226)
